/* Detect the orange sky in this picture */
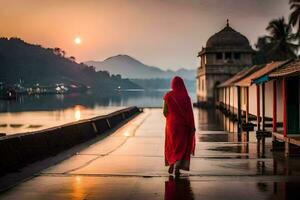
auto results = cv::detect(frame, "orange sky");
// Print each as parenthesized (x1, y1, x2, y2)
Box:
(0, 0, 289, 70)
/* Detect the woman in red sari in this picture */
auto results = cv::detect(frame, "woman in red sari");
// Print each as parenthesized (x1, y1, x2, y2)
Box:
(163, 76, 196, 176)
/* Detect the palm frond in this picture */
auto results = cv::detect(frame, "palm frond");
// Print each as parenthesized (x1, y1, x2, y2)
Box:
(290, 0, 300, 4)
(257, 16, 299, 61)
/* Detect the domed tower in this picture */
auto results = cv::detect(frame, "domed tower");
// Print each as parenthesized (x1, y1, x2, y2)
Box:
(196, 20, 254, 105)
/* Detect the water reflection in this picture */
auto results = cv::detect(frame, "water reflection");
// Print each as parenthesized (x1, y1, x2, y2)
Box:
(0, 105, 123, 135)
(72, 176, 85, 200)
(196, 107, 256, 143)
(196, 107, 222, 131)
(195, 107, 271, 160)
(1, 91, 198, 135)
(0, 90, 196, 112)
(164, 175, 300, 200)
(165, 176, 194, 200)
(164, 177, 300, 200)
(259, 182, 300, 200)
(74, 105, 82, 121)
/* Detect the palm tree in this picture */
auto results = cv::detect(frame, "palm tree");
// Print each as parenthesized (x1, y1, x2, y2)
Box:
(289, 0, 300, 35)
(253, 36, 271, 64)
(267, 17, 297, 60)
(255, 17, 297, 62)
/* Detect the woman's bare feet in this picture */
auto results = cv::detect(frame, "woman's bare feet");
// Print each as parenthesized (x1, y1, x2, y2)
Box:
(168, 164, 174, 174)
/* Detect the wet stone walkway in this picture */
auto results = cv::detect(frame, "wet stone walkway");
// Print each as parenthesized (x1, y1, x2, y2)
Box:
(1, 108, 300, 199)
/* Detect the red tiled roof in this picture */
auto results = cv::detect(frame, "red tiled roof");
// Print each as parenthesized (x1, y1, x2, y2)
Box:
(269, 59, 300, 78)
(234, 60, 291, 86)
(218, 64, 264, 88)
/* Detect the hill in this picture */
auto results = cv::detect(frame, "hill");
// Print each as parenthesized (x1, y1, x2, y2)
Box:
(85, 55, 196, 80)
(0, 38, 139, 91)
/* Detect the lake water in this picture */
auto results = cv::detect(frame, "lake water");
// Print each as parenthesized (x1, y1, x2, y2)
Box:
(0, 90, 196, 135)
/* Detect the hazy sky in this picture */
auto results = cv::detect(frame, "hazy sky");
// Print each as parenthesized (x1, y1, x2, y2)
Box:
(0, 0, 290, 70)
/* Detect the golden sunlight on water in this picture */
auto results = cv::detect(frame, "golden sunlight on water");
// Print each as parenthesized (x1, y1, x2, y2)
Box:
(0, 106, 124, 135)
(74, 105, 82, 121)
(123, 131, 130, 137)
(72, 176, 84, 200)
(76, 176, 81, 182)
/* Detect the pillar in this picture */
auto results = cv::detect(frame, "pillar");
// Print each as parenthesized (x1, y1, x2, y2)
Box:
(228, 87, 231, 112)
(282, 78, 287, 137)
(256, 84, 261, 131)
(246, 87, 250, 142)
(237, 86, 241, 133)
(261, 83, 266, 156)
(273, 80, 277, 132)
(224, 87, 227, 110)
(246, 87, 249, 123)
(229, 87, 231, 132)
(262, 83, 266, 131)
(232, 87, 235, 114)
(256, 84, 261, 156)
(223, 88, 225, 107)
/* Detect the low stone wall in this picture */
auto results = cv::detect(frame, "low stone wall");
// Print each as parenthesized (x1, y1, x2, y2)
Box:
(0, 106, 141, 175)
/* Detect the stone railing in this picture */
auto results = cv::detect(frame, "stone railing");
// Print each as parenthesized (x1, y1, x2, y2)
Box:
(0, 106, 141, 175)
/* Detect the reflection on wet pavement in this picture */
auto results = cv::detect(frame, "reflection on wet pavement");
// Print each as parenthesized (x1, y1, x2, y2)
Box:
(1, 108, 300, 199)
(208, 145, 246, 153)
(1, 176, 300, 200)
(165, 176, 194, 200)
(199, 133, 229, 142)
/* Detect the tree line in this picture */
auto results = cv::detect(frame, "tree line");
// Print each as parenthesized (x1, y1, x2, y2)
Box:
(0, 38, 139, 91)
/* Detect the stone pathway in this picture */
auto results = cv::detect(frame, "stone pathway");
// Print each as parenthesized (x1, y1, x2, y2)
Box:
(1, 108, 300, 200)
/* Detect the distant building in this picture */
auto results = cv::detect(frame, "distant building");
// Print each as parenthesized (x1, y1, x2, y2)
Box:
(196, 20, 254, 105)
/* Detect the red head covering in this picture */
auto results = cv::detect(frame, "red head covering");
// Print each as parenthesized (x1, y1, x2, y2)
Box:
(171, 76, 188, 97)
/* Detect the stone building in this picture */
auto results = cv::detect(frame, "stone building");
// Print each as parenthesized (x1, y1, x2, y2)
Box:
(196, 20, 254, 105)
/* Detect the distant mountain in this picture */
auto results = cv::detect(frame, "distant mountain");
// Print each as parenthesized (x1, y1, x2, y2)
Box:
(85, 55, 196, 80)
(0, 38, 140, 91)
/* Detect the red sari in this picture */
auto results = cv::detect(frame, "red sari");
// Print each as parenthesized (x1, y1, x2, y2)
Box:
(164, 76, 195, 170)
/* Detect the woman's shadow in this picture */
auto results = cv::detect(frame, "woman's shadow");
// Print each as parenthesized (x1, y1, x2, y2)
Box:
(164, 176, 195, 200)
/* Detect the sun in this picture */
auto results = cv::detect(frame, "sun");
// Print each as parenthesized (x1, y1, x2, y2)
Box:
(74, 37, 81, 45)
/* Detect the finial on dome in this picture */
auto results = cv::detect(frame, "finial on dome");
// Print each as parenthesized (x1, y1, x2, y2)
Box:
(226, 19, 229, 27)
